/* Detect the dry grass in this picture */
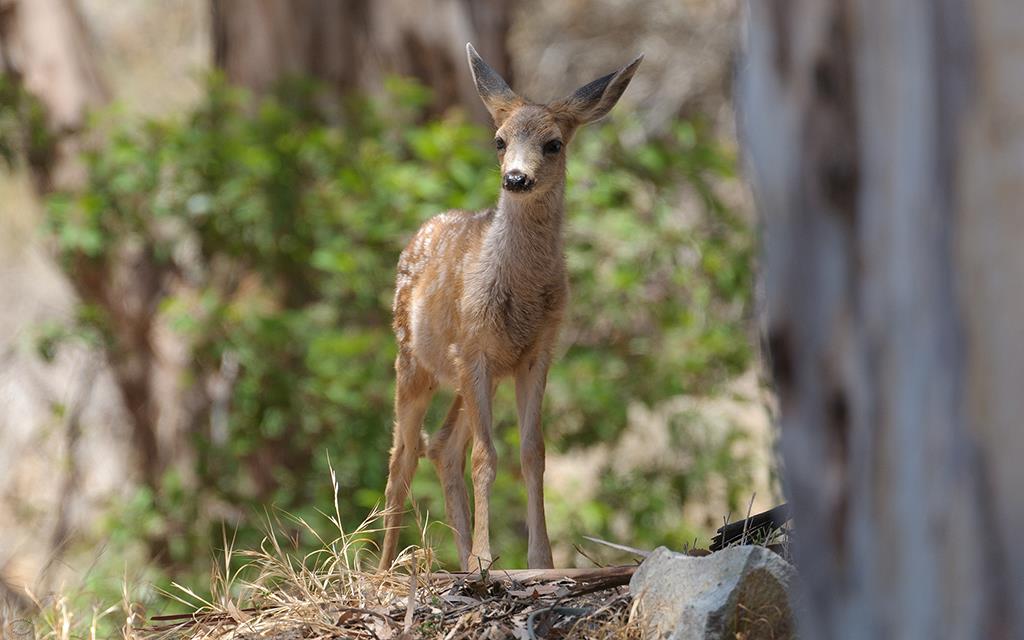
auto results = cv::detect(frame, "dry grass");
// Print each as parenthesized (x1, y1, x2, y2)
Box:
(1, 579, 137, 640)
(4, 465, 640, 640)
(5, 487, 795, 639)
(139, 465, 430, 639)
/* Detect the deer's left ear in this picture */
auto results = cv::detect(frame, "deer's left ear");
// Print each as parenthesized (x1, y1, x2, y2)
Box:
(551, 55, 643, 126)
(467, 43, 522, 126)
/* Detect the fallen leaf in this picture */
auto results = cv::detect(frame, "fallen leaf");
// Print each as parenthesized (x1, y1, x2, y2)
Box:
(223, 599, 251, 624)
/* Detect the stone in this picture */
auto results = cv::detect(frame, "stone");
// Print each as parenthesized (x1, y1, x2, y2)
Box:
(629, 545, 797, 640)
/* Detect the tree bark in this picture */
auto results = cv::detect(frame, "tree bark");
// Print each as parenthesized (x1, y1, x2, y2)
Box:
(1, 0, 165, 492)
(210, 0, 511, 120)
(0, 0, 105, 190)
(740, 1, 1024, 638)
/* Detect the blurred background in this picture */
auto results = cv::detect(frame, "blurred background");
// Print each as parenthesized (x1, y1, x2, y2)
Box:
(0, 0, 776, 614)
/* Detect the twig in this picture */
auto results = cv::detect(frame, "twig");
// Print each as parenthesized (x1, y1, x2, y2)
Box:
(427, 565, 636, 584)
(741, 492, 756, 546)
(145, 604, 398, 632)
(581, 535, 652, 558)
(403, 563, 417, 634)
(573, 542, 606, 568)
(565, 576, 632, 599)
(440, 595, 501, 621)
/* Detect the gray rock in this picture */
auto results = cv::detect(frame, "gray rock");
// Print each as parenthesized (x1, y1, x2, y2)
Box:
(629, 545, 797, 640)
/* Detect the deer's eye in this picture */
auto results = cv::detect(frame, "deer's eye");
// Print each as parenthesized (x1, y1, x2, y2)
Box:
(495, 137, 506, 151)
(543, 139, 563, 155)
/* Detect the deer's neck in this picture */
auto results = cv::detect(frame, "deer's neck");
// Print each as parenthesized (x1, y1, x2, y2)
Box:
(484, 183, 566, 274)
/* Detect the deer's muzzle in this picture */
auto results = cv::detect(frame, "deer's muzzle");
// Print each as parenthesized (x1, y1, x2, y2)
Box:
(502, 171, 535, 193)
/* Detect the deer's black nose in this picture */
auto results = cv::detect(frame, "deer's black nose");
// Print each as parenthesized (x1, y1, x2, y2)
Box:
(502, 171, 535, 192)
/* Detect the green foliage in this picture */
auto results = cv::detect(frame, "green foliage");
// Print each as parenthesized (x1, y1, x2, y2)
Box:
(0, 74, 55, 172)
(43, 73, 754, 597)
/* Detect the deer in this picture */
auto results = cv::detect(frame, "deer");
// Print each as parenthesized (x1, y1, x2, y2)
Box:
(378, 43, 642, 572)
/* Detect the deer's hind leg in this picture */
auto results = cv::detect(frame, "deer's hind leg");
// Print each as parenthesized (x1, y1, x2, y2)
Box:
(379, 352, 435, 572)
(427, 395, 473, 569)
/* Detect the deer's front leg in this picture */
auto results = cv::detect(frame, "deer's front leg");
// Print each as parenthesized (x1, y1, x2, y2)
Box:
(461, 353, 496, 568)
(515, 353, 554, 569)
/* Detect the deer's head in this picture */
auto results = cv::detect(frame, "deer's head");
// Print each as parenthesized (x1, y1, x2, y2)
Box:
(467, 43, 642, 198)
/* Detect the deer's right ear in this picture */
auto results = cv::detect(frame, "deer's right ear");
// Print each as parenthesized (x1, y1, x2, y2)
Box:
(467, 43, 521, 126)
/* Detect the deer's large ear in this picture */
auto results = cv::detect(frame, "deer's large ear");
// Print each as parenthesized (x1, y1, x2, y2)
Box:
(551, 55, 643, 126)
(467, 43, 521, 126)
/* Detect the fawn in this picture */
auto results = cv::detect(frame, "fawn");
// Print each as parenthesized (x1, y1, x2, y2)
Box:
(378, 43, 642, 571)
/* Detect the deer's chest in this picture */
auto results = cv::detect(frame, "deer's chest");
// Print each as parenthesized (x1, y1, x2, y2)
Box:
(466, 270, 565, 351)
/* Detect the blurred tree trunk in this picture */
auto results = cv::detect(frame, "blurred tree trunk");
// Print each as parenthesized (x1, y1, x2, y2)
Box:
(0, 0, 104, 190)
(210, 0, 511, 120)
(741, 1, 1024, 638)
(0, 0, 165, 492)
